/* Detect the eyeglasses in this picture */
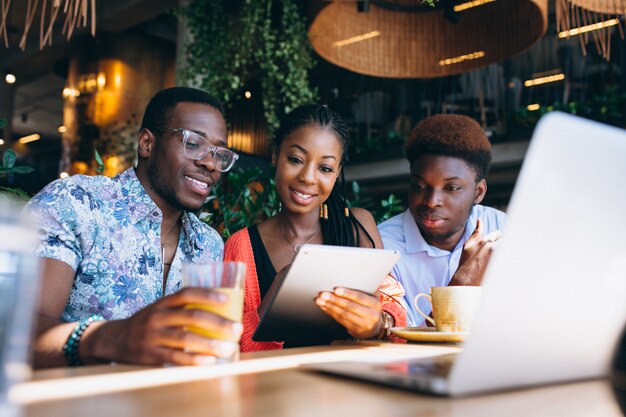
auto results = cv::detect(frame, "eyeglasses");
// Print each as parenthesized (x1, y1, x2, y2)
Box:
(167, 128, 239, 172)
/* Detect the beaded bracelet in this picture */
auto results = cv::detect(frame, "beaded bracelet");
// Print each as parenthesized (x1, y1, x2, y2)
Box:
(62, 314, 105, 366)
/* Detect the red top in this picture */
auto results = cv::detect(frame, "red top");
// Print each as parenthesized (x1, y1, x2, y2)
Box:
(224, 227, 407, 353)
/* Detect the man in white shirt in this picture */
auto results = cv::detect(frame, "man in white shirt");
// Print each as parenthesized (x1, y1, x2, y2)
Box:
(378, 114, 507, 326)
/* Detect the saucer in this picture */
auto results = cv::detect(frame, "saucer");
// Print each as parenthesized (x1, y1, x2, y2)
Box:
(390, 326, 468, 343)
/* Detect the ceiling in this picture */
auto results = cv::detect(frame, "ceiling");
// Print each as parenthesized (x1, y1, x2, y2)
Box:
(0, 0, 622, 145)
(0, 0, 178, 141)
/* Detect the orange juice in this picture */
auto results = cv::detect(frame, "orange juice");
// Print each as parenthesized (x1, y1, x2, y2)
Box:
(185, 287, 244, 341)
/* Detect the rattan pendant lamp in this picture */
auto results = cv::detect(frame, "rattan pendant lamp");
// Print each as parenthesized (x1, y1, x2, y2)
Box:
(0, 0, 96, 51)
(309, 0, 548, 78)
(556, 0, 625, 60)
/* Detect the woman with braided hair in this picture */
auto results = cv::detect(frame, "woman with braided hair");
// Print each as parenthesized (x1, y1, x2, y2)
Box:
(225, 104, 406, 352)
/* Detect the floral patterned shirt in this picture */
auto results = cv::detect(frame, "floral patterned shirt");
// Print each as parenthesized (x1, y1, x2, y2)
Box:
(26, 168, 223, 322)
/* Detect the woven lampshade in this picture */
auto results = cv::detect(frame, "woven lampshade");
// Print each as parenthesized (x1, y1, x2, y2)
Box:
(309, 0, 548, 78)
(570, 0, 626, 13)
(556, 0, 625, 60)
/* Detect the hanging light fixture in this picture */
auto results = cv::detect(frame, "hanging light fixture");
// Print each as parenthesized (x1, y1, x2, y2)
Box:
(0, 0, 97, 51)
(309, 0, 548, 78)
(556, 0, 625, 61)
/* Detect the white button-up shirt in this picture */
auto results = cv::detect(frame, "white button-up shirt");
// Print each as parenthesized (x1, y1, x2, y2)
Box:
(378, 206, 507, 326)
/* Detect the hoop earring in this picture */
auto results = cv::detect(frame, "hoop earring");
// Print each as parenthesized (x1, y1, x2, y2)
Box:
(344, 207, 349, 218)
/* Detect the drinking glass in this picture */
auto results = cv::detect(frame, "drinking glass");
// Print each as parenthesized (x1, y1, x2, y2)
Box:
(0, 198, 40, 417)
(181, 261, 245, 363)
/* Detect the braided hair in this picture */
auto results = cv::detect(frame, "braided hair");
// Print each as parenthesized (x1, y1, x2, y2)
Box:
(274, 104, 376, 248)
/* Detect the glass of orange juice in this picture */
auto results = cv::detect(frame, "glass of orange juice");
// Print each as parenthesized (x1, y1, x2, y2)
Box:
(181, 261, 246, 363)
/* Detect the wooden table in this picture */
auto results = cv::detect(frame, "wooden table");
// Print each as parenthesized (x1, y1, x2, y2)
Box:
(11, 342, 624, 417)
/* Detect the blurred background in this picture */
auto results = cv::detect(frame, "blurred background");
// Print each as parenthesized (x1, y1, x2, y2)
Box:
(0, 0, 624, 229)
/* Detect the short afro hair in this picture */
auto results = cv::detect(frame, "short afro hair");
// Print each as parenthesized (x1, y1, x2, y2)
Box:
(140, 87, 224, 137)
(406, 114, 492, 180)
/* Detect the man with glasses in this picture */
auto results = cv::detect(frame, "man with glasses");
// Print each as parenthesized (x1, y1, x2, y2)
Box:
(27, 87, 242, 368)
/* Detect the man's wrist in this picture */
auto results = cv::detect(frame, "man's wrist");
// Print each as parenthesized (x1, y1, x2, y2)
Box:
(450, 268, 472, 286)
(449, 276, 467, 286)
(63, 315, 105, 366)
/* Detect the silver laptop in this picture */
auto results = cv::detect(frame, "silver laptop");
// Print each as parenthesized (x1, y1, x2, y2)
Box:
(307, 112, 626, 396)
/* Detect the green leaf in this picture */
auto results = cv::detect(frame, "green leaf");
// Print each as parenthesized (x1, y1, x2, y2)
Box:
(94, 149, 104, 166)
(0, 186, 30, 202)
(94, 149, 105, 174)
(12, 166, 34, 174)
(3, 149, 16, 169)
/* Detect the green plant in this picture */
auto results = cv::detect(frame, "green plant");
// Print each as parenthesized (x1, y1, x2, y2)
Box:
(348, 181, 406, 224)
(0, 149, 34, 202)
(514, 85, 626, 129)
(372, 194, 405, 223)
(0, 149, 34, 177)
(200, 166, 280, 239)
(352, 130, 405, 160)
(0, 186, 30, 202)
(582, 85, 626, 126)
(180, 0, 317, 137)
(94, 149, 105, 174)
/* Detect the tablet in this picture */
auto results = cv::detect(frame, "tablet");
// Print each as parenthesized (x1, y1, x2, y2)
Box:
(252, 244, 400, 346)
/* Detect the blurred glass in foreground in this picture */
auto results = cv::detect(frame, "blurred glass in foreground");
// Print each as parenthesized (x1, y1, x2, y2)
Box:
(0, 197, 40, 417)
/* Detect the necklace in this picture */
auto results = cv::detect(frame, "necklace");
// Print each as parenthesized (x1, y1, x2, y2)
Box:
(280, 223, 321, 253)
(161, 218, 180, 268)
